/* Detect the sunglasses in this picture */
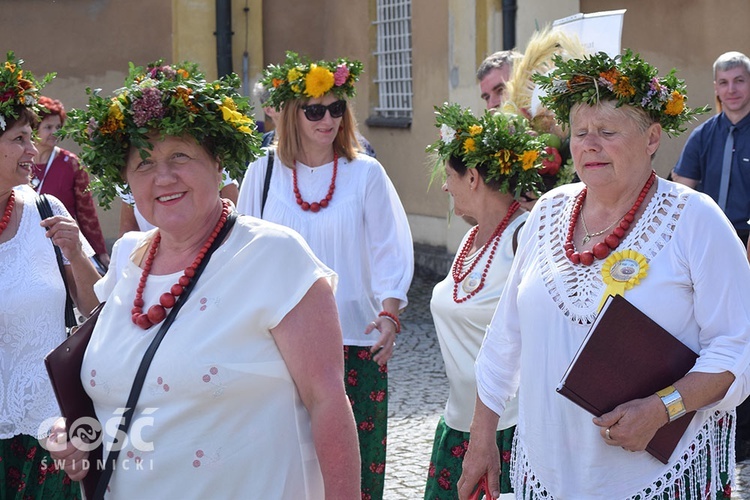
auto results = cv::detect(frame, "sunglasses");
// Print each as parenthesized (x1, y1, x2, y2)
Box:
(301, 100, 347, 121)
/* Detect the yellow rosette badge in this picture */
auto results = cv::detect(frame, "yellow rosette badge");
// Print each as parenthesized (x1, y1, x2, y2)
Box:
(598, 249, 648, 311)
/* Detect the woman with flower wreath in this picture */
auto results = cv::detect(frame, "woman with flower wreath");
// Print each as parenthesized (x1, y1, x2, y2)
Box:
(424, 105, 549, 499)
(458, 50, 750, 500)
(236, 51, 413, 499)
(32, 96, 110, 270)
(46, 60, 361, 498)
(0, 52, 101, 500)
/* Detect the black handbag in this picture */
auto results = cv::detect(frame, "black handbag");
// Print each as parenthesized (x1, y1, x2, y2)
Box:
(45, 211, 237, 499)
(44, 302, 105, 498)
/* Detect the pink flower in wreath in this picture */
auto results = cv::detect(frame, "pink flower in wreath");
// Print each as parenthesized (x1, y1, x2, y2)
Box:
(334, 65, 350, 86)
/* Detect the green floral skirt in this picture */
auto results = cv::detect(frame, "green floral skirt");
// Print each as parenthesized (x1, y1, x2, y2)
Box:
(344, 345, 389, 500)
(0, 434, 81, 500)
(425, 416, 514, 499)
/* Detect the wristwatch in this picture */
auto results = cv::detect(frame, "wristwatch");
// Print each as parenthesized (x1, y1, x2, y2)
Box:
(656, 385, 687, 422)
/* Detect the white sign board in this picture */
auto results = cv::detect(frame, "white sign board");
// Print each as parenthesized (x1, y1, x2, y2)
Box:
(552, 9, 626, 57)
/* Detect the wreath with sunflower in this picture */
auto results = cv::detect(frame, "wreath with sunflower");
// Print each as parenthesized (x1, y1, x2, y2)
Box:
(260, 51, 363, 110)
(426, 103, 549, 198)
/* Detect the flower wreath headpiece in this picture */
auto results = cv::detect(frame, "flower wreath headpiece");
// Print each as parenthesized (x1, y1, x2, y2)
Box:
(426, 103, 548, 198)
(260, 51, 363, 111)
(0, 51, 55, 131)
(533, 49, 709, 137)
(61, 60, 262, 208)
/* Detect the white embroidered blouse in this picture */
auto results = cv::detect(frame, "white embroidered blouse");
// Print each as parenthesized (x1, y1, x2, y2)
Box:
(476, 179, 750, 499)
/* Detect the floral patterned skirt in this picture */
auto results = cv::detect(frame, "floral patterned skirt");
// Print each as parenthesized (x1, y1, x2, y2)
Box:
(425, 417, 514, 500)
(0, 434, 81, 500)
(344, 345, 389, 500)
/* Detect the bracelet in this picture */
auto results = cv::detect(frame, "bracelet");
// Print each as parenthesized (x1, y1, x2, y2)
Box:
(378, 311, 401, 333)
(656, 385, 687, 422)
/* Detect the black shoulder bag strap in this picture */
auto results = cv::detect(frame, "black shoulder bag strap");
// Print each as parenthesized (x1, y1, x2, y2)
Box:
(93, 211, 238, 500)
(260, 149, 274, 219)
(36, 194, 78, 331)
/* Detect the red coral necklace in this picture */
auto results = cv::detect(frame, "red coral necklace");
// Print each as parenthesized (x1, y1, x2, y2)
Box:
(131, 201, 230, 329)
(293, 151, 338, 212)
(452, 200, 521, 303)
(0, 190, 16, 238)
(564, 170, 656, 266)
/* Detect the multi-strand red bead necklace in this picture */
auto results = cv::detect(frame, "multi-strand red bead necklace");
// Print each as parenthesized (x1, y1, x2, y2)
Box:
(293, 152, 338, 212)
(564, 170, 656, 266)
(0, 190, 16, 238)
(452, 200, 521, 303)
(131, 201, 230, 330)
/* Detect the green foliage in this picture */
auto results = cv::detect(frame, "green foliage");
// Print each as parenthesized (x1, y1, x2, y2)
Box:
(426, 103, 549, 199)
(0, 51, 55, 128)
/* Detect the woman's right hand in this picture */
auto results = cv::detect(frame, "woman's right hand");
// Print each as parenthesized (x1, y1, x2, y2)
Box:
(457, 434, 500, 500)
(458, 398, 502, 500)
(45, 418, 90, 481)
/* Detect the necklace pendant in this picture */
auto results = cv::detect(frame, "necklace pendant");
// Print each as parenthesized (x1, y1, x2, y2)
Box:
(462, 271, 482, 293)
(582, 234, 591, 245)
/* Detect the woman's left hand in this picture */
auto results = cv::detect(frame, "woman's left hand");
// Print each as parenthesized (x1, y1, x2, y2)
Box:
(594, 394, 668, 451)
(365, 317, 397, 366)
(40, 215, 85, 261)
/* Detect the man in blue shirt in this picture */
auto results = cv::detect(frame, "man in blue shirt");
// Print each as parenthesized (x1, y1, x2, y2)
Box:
(673, 51, 750, 245)
(673, 51, 750, 462)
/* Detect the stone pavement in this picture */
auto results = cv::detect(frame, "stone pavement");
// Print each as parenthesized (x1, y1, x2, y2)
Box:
(383, 270, 750, 499)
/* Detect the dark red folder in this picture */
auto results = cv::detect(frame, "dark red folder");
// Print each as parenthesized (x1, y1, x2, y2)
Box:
(557, 294, 698, 464)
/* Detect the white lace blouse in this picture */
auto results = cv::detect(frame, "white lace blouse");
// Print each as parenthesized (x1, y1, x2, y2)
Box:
(476, 178, 750, 499)
(0, 190, 84, 439)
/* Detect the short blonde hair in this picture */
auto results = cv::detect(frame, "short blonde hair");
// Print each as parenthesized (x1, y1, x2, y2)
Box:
(276, 97, 361, 167)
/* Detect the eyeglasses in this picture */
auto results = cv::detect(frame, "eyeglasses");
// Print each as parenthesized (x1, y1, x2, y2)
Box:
(301, 100, 347, 121)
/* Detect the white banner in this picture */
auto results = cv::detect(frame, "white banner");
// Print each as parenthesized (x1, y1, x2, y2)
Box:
(553, 9, 627, 57)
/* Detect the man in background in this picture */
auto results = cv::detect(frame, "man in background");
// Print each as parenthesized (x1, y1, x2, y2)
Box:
(673, 51, 750, 461)
(476, 50, 519, 109)
(673, 51, 750, 246)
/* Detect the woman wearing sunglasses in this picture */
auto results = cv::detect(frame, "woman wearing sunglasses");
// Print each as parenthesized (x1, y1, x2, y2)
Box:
(237, 51, 414, 500)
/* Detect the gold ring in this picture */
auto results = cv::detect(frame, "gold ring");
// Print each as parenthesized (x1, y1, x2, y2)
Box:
(605, 427, 612, 440)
